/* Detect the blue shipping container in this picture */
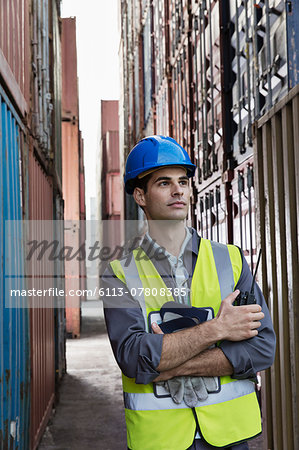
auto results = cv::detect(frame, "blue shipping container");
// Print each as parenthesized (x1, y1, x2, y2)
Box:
(0, 87, 30, 449)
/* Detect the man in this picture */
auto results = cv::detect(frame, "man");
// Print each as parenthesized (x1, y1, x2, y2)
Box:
(103, 136, 276, 450)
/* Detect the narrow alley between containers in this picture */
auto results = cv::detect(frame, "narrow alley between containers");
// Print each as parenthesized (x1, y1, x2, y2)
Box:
(38, 301, 126, 450)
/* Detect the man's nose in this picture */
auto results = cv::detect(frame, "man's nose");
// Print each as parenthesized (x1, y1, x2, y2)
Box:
(172, 183, 184, 196)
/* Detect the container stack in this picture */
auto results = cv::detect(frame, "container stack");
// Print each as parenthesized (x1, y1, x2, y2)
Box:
(98, 100, 124, 262)
(119, 1, 299, 448)
(61, 17, 86, 339)
(0, 0, 81, 448)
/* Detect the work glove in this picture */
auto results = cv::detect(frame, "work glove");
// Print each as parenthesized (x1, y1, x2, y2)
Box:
(157, 375, 218, 407)
(184, 376, 219, 407)
(155, 301, 218, 407)
(155, 377, 185, 404)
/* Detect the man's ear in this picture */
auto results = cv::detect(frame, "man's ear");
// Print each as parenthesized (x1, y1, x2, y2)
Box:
(133, 187, 146, 207)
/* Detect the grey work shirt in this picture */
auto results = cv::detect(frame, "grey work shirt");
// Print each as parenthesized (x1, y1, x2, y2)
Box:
(103, 228, 276, 385)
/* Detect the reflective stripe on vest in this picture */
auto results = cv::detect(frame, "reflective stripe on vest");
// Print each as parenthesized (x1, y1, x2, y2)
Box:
(124, 378, 255, 411)
(119, 257, 149, 331)
(210, 240, 235, 299)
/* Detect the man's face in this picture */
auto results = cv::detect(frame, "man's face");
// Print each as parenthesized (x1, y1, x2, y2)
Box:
(133, 167, 191, 221)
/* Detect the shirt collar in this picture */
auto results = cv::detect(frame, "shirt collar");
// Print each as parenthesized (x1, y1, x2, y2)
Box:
(145, 227, 192, 261)
(141, 226, 199, 257)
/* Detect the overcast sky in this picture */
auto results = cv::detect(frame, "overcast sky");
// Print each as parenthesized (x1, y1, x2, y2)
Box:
(61, 0, 120, 219)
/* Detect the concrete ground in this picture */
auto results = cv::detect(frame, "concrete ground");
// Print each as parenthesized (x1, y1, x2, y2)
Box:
(38, 300, 264, 450)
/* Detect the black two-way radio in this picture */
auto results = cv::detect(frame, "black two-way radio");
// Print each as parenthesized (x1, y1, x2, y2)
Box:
(234, 249, 262, 306)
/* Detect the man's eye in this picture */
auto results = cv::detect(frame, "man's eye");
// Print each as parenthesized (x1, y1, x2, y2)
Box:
(159, 181, 168, 186)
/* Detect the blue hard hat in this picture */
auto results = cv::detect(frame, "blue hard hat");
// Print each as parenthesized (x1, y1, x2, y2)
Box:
(124, 135, 196, 194)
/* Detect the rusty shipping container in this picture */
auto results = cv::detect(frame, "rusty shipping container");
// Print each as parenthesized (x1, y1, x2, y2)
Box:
(62, 18, 83, 338)
(30, 0, 53, 155)
(155, 78, 170, 136)
(153, 0, 167, 95)
(1, 0, 65, 447)
(100, 101, 124, 250)
(0, 0, 30, 116)
(50, 0, 63, 188)
(254, 84, 299, 450)
(190, 1, 224, 188)
(168, 0, 189, 64)
(0, 86, 30, 450)
(143, 5, 154, 132)
(230, 0, 288, 165)
(27, 150, 55, 450)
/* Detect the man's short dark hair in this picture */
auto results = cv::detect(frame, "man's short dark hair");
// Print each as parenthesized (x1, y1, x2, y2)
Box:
(131, 172, 153, 194)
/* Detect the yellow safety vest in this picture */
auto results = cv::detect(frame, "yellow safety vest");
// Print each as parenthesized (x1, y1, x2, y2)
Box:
(110, 238, 261, 450)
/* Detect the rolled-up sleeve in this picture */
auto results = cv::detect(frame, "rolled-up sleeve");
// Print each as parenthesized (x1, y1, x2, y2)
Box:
(102, 265, 163, 384)
(219, 253, 276, 379)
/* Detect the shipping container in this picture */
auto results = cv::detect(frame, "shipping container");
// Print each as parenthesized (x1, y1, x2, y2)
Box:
(134, 43, 141, 137)
(0, 87, 30, 449)
(194, 177, 228, 245)
(31, 0, 53, 155)
(28, 150, 55, 450)
(230, 0, 288, 165)
(99, 101, 124, 269)
(169, 0, 189, 63)
(50, 0, 63, 188)
(53, 195, 66, 384)
(230, 157, 256, 271)
(62, 18, 82, 338)
(143, 6, 153, 128)
(191, 2, 224, 188)
(155, 78, 170, 135)
(0, 0, 30, 115)
(253, 84, 299, 450)
(1, 0, 65, 447)
(153, 0, 167, 94)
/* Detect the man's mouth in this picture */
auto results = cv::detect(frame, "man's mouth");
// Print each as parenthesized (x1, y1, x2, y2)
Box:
(168, 201, 186, 207)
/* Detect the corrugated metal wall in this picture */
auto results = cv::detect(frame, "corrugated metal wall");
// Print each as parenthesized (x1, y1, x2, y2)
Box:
(254, 84, 299, 450)
(0, 0, 30, 114)
(0, 89, 30, 450)
(28, 151, 55, 450)
(61, 17, 85, 338)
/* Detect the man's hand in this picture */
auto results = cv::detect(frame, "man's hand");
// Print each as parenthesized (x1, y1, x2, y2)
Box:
(215, 290, 265, 341)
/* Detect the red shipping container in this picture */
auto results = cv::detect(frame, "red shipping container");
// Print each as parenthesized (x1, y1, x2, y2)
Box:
(28, 150, 55, 450)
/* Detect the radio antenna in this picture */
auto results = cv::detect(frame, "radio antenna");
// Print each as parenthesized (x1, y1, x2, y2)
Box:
(250, 249, 262, 294)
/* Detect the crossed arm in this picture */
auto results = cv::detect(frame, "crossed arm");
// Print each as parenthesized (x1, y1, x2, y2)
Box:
(103, 264, 275, 384)
(152, 290, 264, 381)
